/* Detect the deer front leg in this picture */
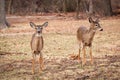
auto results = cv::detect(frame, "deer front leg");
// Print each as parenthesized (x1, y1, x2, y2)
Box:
(39, 53, 44, 73)
(82, 46, 86, 65)
(89, 47, 93, 64)
(32, 53, 35, 74)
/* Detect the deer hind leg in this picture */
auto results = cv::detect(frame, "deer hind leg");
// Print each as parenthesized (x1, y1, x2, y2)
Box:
(32, 52, 35, 74)
(82, 46, 86, 65)
(89, 47, 93, 65)
(78, 43, 81, 61)
(39, 52, 44, 73)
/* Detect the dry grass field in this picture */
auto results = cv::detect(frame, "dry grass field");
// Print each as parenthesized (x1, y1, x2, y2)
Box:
(0, 15, 120, 80)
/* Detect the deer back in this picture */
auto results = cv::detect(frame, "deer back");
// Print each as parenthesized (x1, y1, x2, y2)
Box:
(77, 26, 88, 41)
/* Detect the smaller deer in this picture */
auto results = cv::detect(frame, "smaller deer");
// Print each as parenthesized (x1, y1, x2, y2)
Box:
(77, 17, 103, 65)
(30, 22, 48, 74)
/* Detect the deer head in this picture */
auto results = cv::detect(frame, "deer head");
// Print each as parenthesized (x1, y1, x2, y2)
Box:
(30, 22, 48, 34)
(89, 17, 103, 31)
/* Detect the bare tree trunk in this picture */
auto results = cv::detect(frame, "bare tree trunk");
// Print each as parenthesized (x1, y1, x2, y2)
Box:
(84, 0, 95, 18)
(0, 0, 9, 29)
(103, 0, 112, 16)
(62, 0, 67, 14)
(89, 0, 93, 16)
(93, 0, 112, 16)
(7, 0, 12, 14)
(76, 0, 81, 19)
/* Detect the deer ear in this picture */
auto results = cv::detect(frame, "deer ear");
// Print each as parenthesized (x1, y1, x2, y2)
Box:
(42, 22, 48, 27)
(30, 22, 36, 28)
(88, 17, 93, 23)
(95, 18, 100, 22)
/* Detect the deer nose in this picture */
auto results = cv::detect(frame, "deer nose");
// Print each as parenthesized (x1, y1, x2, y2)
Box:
(100, 28, 103, 31)
(38, 31, 40, 33)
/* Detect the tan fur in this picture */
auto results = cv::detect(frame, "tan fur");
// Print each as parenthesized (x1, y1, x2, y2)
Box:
(31, 33, 43, 54)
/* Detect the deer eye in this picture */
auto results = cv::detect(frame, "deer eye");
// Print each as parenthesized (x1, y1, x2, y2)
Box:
(95, 24, 98, 26)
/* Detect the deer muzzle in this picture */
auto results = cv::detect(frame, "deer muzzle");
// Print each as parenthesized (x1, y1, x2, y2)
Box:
(99, 28, 103, 31)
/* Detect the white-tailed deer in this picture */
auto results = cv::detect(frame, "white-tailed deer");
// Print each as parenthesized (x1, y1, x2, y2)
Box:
(30, 22, 48, 74)
(77, 17, 103, 65)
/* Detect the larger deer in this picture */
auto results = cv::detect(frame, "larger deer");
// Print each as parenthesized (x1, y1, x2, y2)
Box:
(77, 17, 103, 65)
(30, 22, 48, 74)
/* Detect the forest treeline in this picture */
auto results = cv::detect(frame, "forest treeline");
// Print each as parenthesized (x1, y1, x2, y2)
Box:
(0, 0, 120, 29)
(5, 0, 120, 16)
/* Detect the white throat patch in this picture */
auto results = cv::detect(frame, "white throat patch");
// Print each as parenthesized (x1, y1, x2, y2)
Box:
(93, 30, 96, 32)
(36, 33, 42, 37)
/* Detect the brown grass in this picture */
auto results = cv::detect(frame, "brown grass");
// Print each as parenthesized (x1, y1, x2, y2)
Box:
(0, 15, 120, 80)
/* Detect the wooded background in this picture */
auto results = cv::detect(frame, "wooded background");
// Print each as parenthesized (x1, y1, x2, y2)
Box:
(5, 0, 120, 16)
(0, 0, 120, 29)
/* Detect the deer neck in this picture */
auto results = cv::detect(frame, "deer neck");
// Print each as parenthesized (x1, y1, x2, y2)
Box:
(88, 25, 96, 39)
